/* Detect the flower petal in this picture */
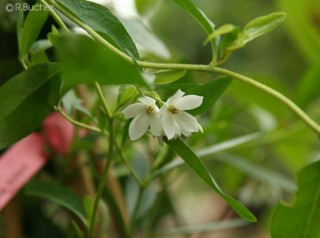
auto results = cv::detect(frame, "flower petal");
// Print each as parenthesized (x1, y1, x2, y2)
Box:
(122, 103, 145, 118)
(174, 111, 199, 134)
(149, 114, 162, 136)
(167, 89, 185, 105)
(162, 113, 180, 140)
(139, 96, 156, 105)
(175, 95, 203, 110)
(129, 114, 150, 140)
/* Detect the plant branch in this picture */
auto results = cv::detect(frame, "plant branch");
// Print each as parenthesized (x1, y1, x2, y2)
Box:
(46, 0, 320, 137)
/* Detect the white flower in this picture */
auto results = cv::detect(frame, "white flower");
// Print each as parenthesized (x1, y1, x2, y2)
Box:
(160, 90, 203, 140)
(122, 96, 162, 140)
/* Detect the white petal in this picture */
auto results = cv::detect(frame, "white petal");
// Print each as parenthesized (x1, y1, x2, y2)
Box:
(167, 89, 185, 105)
(122, 103, 145, 118)
(161, 114, 180, 140)
(139, 96, 156, 105)
(129, 114, 149, 140)
(175, 95, 203, 110)
(149, 114, 162, 136)
(174, 111, 199, 134)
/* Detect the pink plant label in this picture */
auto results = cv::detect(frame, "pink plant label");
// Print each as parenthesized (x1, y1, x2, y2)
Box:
(0, 133, 48, 210)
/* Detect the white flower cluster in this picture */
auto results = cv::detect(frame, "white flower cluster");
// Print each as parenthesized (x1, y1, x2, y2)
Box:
(122, 90, 203, 140)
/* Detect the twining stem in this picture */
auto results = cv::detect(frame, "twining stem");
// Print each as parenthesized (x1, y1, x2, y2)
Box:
(45, 0, 320, 137)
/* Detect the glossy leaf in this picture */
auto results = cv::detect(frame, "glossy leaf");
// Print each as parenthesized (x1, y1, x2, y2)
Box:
(166, 139, 256, 222)
(26, 181, 87, 226)
(186, 77, 232, 115)
(228, 12, 287, 50)
(154, 70, 186, 84)
(53, 34, 145, 90)
(55, 0, 139, 59)
(271, 160, 320, 238)
(18, 4, 49, 62)
(0, 63, 61, 149)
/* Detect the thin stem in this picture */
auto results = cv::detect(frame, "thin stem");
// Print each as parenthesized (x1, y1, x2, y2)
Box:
(94, 81, 113, 118)
(54, 104, 104, 135)
(39, 0, 69, 31)
(88, 119, 114, 238)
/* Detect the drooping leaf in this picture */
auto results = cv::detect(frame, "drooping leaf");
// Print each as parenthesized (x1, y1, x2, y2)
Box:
(166, 139, 256, 222)
(170, 0, 217, 59)
(26, 180, 87, 227)
(55, 0, 139, 59)
(154, 70, 186, 85)
(228, 12, 287, 51)
(186, 77, 232, 115)
(0, 63, 61, 149)
(170, 0, 214, 35)
(271, 160, 320, 238)
(53, 33, 145, 91)
(18, 3, 49, 63)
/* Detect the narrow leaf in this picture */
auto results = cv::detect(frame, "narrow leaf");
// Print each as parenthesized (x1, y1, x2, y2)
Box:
(186, 77, 232, 115)
(54, 33, 145, 90)
(18, 4, 49, 62)
(228, 12, 287, 50)
(166, 139, 256, 222)
(26, 181, 87, 227)
(271, 160, 320, 238)
(0, 64, 61, 149)
(204, 24, 238, 44)
(55, 0, 139, 59)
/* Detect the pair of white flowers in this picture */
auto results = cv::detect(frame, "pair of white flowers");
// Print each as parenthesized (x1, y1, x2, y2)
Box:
(122, 90, 203, 140)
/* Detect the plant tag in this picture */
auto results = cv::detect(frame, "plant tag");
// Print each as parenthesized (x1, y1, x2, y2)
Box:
(0, 133, 48, 210)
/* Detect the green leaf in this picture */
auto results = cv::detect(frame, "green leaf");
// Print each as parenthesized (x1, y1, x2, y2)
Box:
(26, 181, 87, 227)
(170, 0, 214, 35)
(271, 160, 320, 238)
(204, 24, 238, 44)
(0, 63, 61, 149)
(18, 3, 49, 62)
(55, 0, 139, 59)
(154, 70, 186, 85)
(53, 33, 145, 91)
(166, 139, 256, 222)
(186, 77, 232, 115)
(228, 12, 287, 50)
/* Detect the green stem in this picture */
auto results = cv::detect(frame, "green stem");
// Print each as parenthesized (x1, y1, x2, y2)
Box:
(54, 104, 104, 135)
(39, 0, 69, 31)
(47, 0, 320, 136)
(94, 82, 112, 118)
(88, 119, 114, 238)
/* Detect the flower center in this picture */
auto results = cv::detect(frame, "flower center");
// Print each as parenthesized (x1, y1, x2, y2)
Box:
(168, 105, 179, 114)
(146, 105, 154, 114)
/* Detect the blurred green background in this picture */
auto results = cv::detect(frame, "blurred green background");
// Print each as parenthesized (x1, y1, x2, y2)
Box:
(0, 0, 320, 237)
